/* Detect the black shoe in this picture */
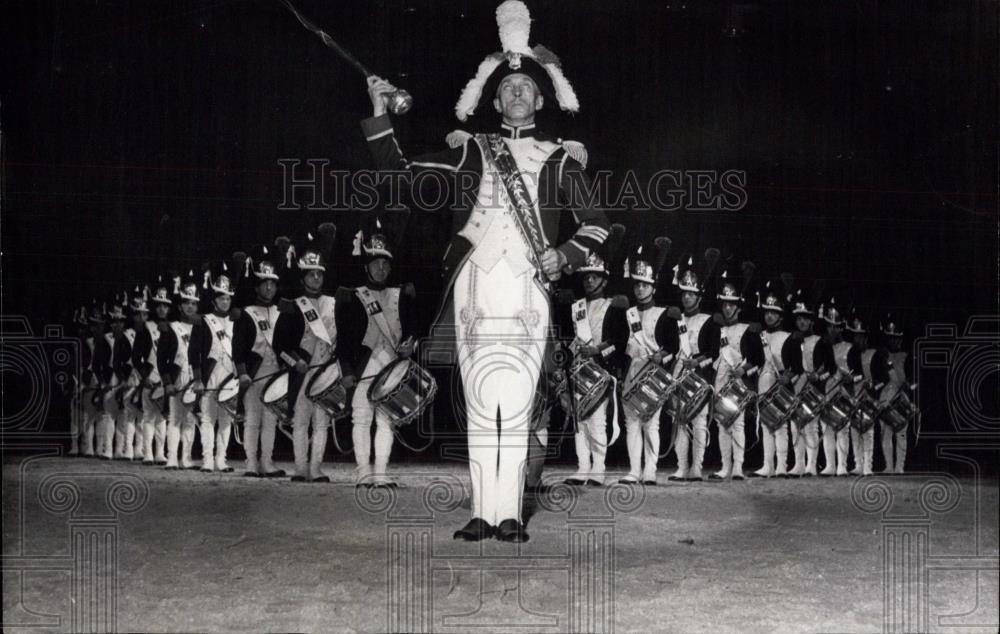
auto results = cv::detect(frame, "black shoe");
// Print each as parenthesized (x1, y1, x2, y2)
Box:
(564, 478, 586, 486)
(155, 460, 168, 466)
(290, 475, 307, 482)
(642, 480, 658, 486)
(142, 460, 155, 466)
(747, 472, 762, 478)
(244, 471, 261, 478)
(164, 465, 178, 471)
(495, 519, 529, 543)
(219, 467, 235, 473)
(667, 475, 686, 482)
(263, 469, 286, 478)
(310, 476, 331, 483)
(369, 481, 398, 489)
(453, 518, 495, 542)
(586, 479, 604, 487)
(732, 473, 746, 481)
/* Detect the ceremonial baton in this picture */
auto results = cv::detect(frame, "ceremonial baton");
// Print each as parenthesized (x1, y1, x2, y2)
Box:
(278, 0, 413, 115)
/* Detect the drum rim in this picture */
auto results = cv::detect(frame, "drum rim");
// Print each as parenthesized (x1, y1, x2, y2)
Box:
(367, 358, 413, 402)
(261, 370, 290, 404)
(306, 360, 343, 397)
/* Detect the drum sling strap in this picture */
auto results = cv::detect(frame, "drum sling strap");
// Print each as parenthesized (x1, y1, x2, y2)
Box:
(477, 133, 552, 293)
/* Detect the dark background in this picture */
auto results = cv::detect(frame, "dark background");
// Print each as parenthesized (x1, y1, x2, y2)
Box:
(2, 1, 997, 468)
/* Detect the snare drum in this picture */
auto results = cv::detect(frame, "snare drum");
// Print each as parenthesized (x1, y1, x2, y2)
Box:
(217, 375, 242, 422)
(758, 383, 796, 431)
(307, 361, 350, 420)
(261, 371, 291, 422)
(623, 359, 674, 421)
(852, 394, 880, 433)
(788, 384, 824, 430)
(667, 370, 712, 423)
(880, 391, 916, 432)
(712, 378, 755, 429)
(562, 358, 613, 420)
(820, 386, 857, 432)
(368, 359, 438, 428)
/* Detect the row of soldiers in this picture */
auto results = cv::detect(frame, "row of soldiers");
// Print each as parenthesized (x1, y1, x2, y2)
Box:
(554, 233, 917, 486)
(69, 220, 417, 488)
(64, 218, 917, 487)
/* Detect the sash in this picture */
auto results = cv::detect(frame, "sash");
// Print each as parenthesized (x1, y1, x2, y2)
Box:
(356, 287, 399, 348)
(296, 296, 332, 346)
(625, 307, 658, 357)
(124, 328, 136, 346)
(477, 133, 550, 286)
(677, 316, 693, 358)
(203, 313, 234, 363)
(572, 298, 594, 344)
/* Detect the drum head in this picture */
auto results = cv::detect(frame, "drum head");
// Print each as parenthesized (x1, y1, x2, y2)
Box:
(372, 360, 411, 401)
(262, 373, 289, 403)
(151, 385, 165, 400)
(181, 385, 197, 405)
(308, 362, 342, 397)
(218, 377, 240, 402)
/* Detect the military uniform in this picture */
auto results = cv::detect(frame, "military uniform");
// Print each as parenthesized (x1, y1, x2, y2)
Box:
(787, 294, 834, 477)
(753, 288, 798, 477)
(156, 279, 201, 469)
(273, 247, 355, 482)
(132, 286, 171, 465)
(232, 252, 284, 477)
(710, 277, 765, 481)
(819, 300, 851, 476)
(338, 227, 419, 487)
(878, 317, 912, 473)
(564, 248, 629, 487)
(189, 273, 237, 472)
(846, 315, 888, 476)
(669, 267, 721, 482)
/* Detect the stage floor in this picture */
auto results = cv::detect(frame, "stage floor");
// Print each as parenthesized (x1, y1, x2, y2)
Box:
(3, 455, 998, 633)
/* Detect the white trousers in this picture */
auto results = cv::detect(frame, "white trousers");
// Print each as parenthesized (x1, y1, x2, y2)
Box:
(672, 404, 708, 477)
(820, 422, 851, 474)
(198, 392, 233, 471)
(140, 389, 167, 463)
(572, 396, 610, 482)
(166, 394, 197, 468)
(243, 374, 279, 473)
(81, 391, 99, 456)
(625, 404, 662, 481)
(454, 260, 547, 525)
(850, 426, 875, 475)
(291, 369, 331, 479)
(880, 423, 908, 473)
(351, 352, 395, 478)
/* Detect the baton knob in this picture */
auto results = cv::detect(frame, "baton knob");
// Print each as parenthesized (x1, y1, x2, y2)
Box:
(386, 89, 413, 115)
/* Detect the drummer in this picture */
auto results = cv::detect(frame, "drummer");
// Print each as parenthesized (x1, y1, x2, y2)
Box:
(750, 283, 798, 478)
(786, 290, 834, 478)
(157, 272, 202, 470)
(564, 232, 629, 487)
(709, 270, 764, 481)
(233, 245, 286, 478)
(273, 228, 356, 483)
(668, 258, 720, 482)
(189, 266, 238, 473)
(620, 241, 680, 486)
(104, 300, 132, 460)
(846, 312, 887, 476)
(132, 279, 172, 465)
(877, 315, 912, 474)
(338, 218, 418, 489)
(121, 291, 146, 461)
(819, 298, 852, 476)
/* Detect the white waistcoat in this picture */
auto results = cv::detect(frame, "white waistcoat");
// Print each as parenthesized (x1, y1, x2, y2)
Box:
(627, 305, 666, 363)
(460, 137, 559, 277)
(202, 313, 235, 384)
(298, 295, 337, 365)
(145, 321, 162, 383)
(170, 321, 193, 386)
(244, 304, 279, 375)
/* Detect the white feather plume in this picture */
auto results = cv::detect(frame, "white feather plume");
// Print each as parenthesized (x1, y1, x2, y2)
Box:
(455, 56, 503, 121)
(496, 1, 532, 54)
